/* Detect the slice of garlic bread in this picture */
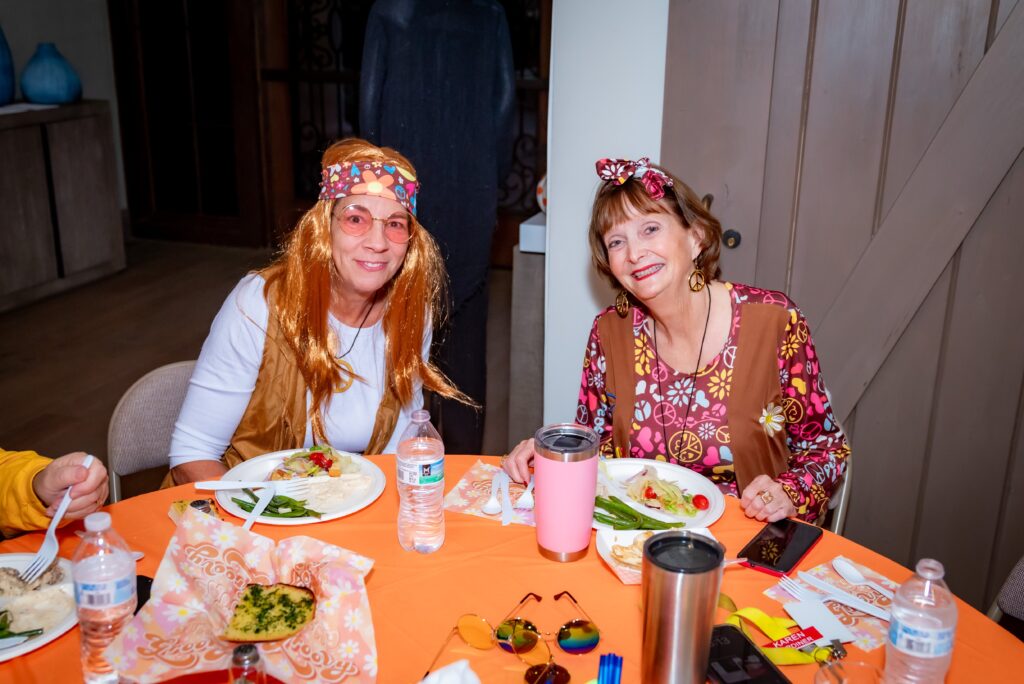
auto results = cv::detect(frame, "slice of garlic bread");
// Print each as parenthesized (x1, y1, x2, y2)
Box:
(222, 583, 316, 642)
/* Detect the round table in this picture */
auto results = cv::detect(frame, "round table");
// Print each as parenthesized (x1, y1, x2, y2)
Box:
(1, 455, 1021, 682)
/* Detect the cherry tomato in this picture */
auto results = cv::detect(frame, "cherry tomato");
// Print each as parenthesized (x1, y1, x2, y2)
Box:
(693, 494, 709, 510)
(644, 486, 658, 500)
(309, 451, 332, 470)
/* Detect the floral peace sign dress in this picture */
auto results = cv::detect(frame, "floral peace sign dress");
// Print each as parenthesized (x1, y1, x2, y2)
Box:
(576, 282, 850, 523)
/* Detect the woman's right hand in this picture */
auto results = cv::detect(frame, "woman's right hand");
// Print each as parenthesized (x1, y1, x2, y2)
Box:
(502, 438, 536, 483)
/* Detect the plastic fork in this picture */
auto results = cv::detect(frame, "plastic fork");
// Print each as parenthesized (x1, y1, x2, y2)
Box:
(778, 575, 817, 603)
(20, 454, 95, 583)
(195, 476, 330, 501)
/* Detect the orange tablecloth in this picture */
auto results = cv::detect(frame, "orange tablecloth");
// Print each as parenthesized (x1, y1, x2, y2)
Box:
(2, 455, 1022, 683)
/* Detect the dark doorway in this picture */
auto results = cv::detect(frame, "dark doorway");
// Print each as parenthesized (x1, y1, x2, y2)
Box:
(108, 0, 266, 246)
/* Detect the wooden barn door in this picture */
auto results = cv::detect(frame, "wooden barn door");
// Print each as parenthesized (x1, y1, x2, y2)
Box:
(662, 0, 1024, 609)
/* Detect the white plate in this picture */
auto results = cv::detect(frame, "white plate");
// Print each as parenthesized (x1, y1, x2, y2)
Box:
(215, 449, 386, 526)
(595, 528, 717, 584)
(0, 554, 77, 662)
(594, 459, 726, 530)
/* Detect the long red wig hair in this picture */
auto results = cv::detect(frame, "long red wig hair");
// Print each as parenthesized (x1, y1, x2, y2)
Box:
(261, 138, 469, 443)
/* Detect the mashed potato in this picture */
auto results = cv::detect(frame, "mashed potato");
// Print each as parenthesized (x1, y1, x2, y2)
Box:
(5, 586, 74, 633)
(306, 473, 373, 512)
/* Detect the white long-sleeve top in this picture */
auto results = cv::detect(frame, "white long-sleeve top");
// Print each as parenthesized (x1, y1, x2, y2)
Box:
(168, 274, 426, 468)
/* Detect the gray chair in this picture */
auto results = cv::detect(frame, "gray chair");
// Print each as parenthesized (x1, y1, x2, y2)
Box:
(989, 554, 1024, 622)
(106, 361, 195, 502)
(826, 457, 852, 536)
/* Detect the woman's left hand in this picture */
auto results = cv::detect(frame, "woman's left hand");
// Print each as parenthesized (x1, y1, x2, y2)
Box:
(740, 475, 796, 522)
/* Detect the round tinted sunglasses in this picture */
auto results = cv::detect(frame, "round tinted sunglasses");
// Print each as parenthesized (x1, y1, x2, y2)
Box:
(423, 591, 599, 683)
(332, 203, 413, 244)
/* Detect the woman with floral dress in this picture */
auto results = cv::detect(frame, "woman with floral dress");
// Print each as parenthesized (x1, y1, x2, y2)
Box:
(502, 157, 849, 524)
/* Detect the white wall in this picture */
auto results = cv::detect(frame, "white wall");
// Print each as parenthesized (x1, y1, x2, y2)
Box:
(543, 0, 669, 423)
(0, 0, 126, 209)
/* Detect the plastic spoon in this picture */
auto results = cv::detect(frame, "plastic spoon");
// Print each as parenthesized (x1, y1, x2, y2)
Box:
(832, 557, 895, 599)
(515, 476, 535, 510)
(481, 473, 502, 515)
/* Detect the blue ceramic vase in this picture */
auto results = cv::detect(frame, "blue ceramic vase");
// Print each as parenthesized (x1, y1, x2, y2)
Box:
(21, 42, 81, 104)
(0, 25, 14, 106)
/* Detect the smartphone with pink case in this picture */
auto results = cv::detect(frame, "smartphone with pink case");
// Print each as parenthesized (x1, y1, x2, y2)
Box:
(533, 424, 599, 562)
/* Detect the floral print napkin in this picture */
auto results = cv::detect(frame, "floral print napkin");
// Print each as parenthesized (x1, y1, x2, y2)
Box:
(443, 459, 535, 526)
(105, 507, 377, 682)
(763, 555, 897, 651)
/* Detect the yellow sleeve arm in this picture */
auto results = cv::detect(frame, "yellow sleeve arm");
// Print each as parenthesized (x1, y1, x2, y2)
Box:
(0, 449, 54, 537)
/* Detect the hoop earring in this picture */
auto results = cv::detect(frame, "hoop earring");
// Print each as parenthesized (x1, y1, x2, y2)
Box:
(615, 290, 631, 318)
(688, 267, 706, 293)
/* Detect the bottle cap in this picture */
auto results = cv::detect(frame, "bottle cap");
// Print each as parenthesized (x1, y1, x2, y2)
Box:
(84, 512, 112, 532)
(232, 643, 260, 667)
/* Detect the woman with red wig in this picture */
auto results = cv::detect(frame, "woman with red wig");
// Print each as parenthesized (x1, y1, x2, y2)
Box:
(167, 139, 468, 485)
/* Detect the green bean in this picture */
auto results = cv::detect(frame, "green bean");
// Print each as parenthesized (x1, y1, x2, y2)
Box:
(231, 497, 323, 519)
(596, 496, 685, 530)
(596, 496, 642, 522)
(593, 511, 639, 530)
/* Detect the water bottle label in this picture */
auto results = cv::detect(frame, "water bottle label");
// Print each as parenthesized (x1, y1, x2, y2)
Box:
(888, 619, 954, 658)
(75, 576, 135, 608)
(397, 457, 444, 485)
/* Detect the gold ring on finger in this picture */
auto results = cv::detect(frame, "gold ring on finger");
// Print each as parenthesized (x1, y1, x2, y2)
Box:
(759, 490, 774, 505)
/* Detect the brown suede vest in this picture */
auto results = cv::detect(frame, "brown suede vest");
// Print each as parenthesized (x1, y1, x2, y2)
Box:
(163, 289, 401, 487)
(598, 301, 790, 493)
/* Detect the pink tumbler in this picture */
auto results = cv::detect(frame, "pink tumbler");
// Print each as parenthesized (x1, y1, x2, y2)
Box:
(533, 423, 599, 562)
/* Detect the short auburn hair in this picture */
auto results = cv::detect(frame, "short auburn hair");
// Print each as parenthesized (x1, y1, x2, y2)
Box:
(588, 164, 722, 290)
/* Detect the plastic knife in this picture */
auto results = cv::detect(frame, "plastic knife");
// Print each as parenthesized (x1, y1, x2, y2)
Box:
(798, 571, 891, 622)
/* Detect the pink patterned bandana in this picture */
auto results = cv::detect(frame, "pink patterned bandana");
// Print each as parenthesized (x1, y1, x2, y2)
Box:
(320, 160, 420, 215)
(595, 156, 674, 200)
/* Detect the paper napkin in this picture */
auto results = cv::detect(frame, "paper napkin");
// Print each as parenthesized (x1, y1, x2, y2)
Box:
(443, 460, 535, 526)
(105, 507, 378, 682)
(764, 556, 896, 651)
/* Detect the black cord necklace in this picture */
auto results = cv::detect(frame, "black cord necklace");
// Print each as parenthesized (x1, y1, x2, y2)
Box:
(336, 293, 377, 360)
(653, 283, 712, 461)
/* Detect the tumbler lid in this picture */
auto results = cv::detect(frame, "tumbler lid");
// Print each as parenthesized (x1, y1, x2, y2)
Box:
(644, 531, 724, 574)
(534, 423, 599, 462)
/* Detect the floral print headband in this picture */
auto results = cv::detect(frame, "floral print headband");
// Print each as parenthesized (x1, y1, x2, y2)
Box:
(595, 156, 674, 200)
(319, 160, 420, 216)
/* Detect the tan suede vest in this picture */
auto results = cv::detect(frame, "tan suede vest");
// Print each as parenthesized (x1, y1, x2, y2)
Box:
(598, 301, 790, 493)
(163, 288, 401, 487)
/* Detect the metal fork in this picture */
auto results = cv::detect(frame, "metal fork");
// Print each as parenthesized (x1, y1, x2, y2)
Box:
(21, 454, 95, 583)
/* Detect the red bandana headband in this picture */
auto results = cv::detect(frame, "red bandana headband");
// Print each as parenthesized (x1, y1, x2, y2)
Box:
(319, 160, 420, 216)
(595, 156, 674, 200)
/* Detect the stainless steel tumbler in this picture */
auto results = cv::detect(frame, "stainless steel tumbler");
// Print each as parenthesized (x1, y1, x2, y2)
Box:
(641, 531, 725, 683)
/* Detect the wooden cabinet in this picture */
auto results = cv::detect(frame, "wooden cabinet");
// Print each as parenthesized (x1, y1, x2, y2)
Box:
(0, 100, 124, 313)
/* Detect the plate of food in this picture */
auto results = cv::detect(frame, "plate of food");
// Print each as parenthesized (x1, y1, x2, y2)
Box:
(595, 527, 717, 584)
(593, 459, 726, 530)
(215, 447, 386, 526)
(0, 555, 77, 662)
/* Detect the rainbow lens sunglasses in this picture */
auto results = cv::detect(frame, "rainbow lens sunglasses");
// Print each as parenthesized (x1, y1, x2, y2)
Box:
(423, 591, 600, 683)
(332, 203, 413, 244)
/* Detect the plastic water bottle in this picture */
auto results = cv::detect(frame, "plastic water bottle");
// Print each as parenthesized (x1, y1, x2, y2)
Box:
(396, 409, 445, 553)
(72, 512, 137, 684)
(884, 558, 957, 683)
